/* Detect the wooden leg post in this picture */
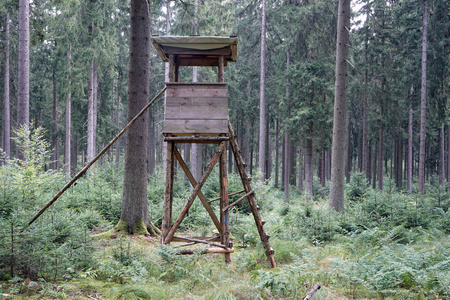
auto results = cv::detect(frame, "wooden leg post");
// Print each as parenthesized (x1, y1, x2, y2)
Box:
(219, 142, 231, 263)
(161, 141, 175, 244)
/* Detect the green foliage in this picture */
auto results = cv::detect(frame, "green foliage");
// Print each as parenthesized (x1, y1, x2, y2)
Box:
(0, 126, 95, 281)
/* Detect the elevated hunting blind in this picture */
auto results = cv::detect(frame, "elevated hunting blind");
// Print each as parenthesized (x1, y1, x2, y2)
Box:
(152, 36, 275, 267)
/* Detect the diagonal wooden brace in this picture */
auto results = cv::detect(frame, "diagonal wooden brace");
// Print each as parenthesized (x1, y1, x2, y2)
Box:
(164, 141, 228, 244)
(173, 146, 222, 232)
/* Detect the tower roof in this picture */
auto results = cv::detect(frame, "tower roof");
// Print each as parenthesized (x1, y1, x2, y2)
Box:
(152, 36, 238, 67)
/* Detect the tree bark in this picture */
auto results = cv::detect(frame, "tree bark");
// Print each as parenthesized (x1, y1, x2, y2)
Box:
(18, 0, 30, 131)
(407, 81, 414, 193)
(3, 13, 11, 162)
(330, 0, 350, 212)
(51, 74, 59, 170)
(258, 0, 267, 182)
(64, 44, 72, 177)
(418, 0, 428, 194)
(87, 60, 96, 163)
(275, 119, 279, 188)
(378, 124, 384, 191)
(304, 134, 314, 201)
(283, 131, 290, 200)
(439, 124, 445, 188)
(119, 0, 157, 235)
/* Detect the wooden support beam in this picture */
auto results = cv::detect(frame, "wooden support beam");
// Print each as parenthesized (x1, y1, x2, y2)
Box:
(173, 146, 221, 232)
(161, 141, 175, 243)
(172, 235, 227, 248)
(218, 55, 225, 82)
(179, 247, 234, 255)
(27, 87, 167, 228)
(228, 120, 276, 268)
(219, 144, 231, 263)
(209, 189, 245, 203)
(164, 141, 228, 244)
(168, 54, 175, 82)
(222, 190, 254, 212)
(165, 136, 229, 143)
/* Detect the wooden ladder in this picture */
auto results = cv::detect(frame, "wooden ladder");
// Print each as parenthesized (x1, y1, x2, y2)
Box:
(228, 121, 276, 268)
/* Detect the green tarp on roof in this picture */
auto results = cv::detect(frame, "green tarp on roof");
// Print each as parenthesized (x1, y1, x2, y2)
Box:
(152, 36, 237, 51)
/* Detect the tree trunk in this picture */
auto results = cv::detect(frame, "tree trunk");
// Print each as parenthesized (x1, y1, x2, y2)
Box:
(439, 124, 445, 188)
(407, 81, 414, 193)
(320, 150, 326, 198)
(148, 110, 155, 174)
(298, 148, 304, 192)
(18, 0, 30, 131)
(51, 74, 59, 170)
(258, 0, 267, 182)
(378, 124, 384, 190)
(305, 132, 314, 200)
(87, 60, 96, 163)
(362, 7, 369, 179)
(283, 131, 290, 200)
(64, 44, 72, 177)
(275, 119, 279, 188)
(448, 122, 450, 191)
(330, 0, 350, 212)
(119, 0, 157, 235)
(115, 79, 121, 166)
(3, 13, 11, 162)
(418, 1, 428, 194)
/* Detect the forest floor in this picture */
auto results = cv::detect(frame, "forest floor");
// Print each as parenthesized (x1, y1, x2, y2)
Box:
(1, 217, 448, 300)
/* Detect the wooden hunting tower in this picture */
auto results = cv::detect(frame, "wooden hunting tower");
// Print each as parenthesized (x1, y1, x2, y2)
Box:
(152, 36, 275, 267)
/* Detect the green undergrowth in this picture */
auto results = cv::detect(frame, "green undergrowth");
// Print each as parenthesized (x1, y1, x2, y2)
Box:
(1, 132, 449, 298)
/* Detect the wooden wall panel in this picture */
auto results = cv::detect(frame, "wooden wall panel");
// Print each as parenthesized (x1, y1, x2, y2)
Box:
(164, 83, 229, 135)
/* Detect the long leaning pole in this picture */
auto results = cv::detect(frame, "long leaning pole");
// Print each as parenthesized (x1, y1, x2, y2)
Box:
(27, 87, 167, 228)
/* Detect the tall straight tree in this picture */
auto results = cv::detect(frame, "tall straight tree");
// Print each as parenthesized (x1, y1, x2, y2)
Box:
(258, 0, 267, 182)
(330, 0, 351, 213)
(3, 13, 11, 161)
(118, 0, 158, 235)
(418, 0, 428, 194)
(18, 0, 30, 130)
(64, 44, 72, 177)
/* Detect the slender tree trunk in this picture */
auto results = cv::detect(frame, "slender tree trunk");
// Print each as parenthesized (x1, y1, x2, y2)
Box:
(115, 79, 121, 166)
(320, 150, 326, 198)
(119, 0, 157, 235)
(275, 119, 279, 188)
(448, 122, 450, 191)
(362, 8, 369, 178)
(298, 148, 304, 191)
(439, 125, 445, 188)
(330, 0, 350, 212)
(148, 110, 155, 174)
(3, 13, 11, 162)
(378, 124, 384, 190)
(305, 134, 314, 201)
(64, 44, 72, 177)
(346, 114, 352, 182)
(51, 75, 59, 169)
(418, 1, 428, 194)
(283, 132, 290, 200)
(18, 0, 30, 132)
(162, 0, 171, 173)
(258, 0, 267, 182)
(87, 61, 96, 163)
(407, 81, 414, 193)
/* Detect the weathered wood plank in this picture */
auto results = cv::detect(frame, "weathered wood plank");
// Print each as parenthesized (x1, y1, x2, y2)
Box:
(163, 119, 228, 134)
(166, 88, 227, 98)
(165, 107, 227, 120)
(165, 97, 227, 107)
